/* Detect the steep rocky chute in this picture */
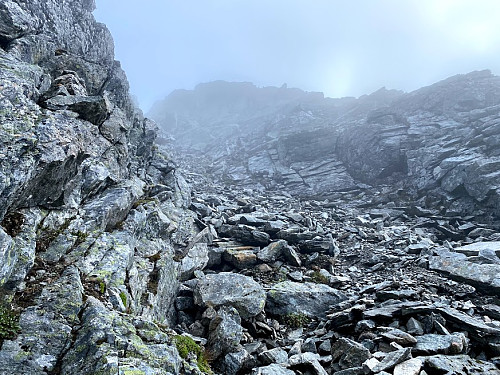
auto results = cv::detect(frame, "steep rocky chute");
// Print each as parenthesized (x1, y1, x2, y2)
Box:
(2, 1, 500, 375)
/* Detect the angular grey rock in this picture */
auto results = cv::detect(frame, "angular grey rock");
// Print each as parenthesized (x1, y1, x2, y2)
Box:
(301, 337, 318, 353)
(425, 354, 500, 375)
(333, 367, 366, 375)
(223, 248, 258, 269)
(282, 245, 302, 267)
(0, 0, 34, 42)
(372, 348, 412, 373)
(252, 364, 295, 375)
(266, 281, 347, 318)
(0, 227, 14, 287)
(179, 243, 209, 281)
(331, 337, 372, 369)
(381, 328, 417, 346)
(41, 95, 110, 126)
(60, 297, 182, 375)
(406, 317, 424, 335)
(0, 266, 83, 374)
(207, 307, 243, 360)
(194, 272, 266, 319)
(222, 348, 251, 375)
(219, 224, 270, 246)
(257, 240, 288, 262)
(429, 254, 500, 293)
(259, 347, 288, 365)
(413, 333, 467, 355)
(289, 352, 328, 375)
(393, 358, 422, 375)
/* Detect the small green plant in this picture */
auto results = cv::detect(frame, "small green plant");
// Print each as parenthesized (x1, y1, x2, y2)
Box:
(174, 335, 212, 374)
(72, 230, 88, 246)
(119, 291, 127, 307)
(310, 271, 329, 285)
(283, 312, 310, 328)
(0, 305, 20, 340)
(99, 281, 106, 294)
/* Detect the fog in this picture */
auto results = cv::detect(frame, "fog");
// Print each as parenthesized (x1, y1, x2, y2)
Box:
(94, 0, 500, 111)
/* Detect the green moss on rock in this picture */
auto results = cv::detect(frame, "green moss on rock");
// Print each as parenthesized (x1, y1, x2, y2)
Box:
(174, 335, 212, 374)
(283, 312, 310, 328)
(0, 304, 20, 340)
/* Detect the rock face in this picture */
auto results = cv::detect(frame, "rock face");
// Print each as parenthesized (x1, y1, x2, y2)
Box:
(0, 1, 198, 373)
(150, 73, 500, 223)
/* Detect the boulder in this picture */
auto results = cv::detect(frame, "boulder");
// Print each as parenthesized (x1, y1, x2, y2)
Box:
(266, 281, 347, 318)
(331, 337, 371, 369)
(429, 255, 500, 293)
(425, 354, 500, 374)
(194, 272, 266, 319)
(413, 333, 467, 355)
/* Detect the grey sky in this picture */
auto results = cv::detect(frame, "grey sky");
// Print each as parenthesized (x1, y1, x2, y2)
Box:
(94, 0, 500, 111)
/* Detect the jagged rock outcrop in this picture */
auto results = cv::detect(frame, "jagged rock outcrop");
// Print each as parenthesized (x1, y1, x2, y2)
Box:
(0, 1, 200, 373)
(150, 74, 500, 223)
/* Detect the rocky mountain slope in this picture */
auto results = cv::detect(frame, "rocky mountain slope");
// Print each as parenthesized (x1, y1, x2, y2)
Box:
(150, 73, 500, 225)
(1, 1, 500, 375)
(0, 0, 197, 373)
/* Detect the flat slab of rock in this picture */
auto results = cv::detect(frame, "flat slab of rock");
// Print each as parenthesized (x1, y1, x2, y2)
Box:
(381, 328, 417, 346)
(454, 241, 500, 257)
(363, 301, 424, 320)
(425, 354, 500, 374)
(413, 333, 466, 355)
(393, 358, 422, 375)
(373, 348, 411, 373)
(194, 272, 266, 319)
(266, 281, 347, 318)
(223, 248, 258, 269)
(429, 254, 500, 293)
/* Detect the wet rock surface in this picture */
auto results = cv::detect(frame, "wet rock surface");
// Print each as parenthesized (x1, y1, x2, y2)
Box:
(1, 1, 500, 375)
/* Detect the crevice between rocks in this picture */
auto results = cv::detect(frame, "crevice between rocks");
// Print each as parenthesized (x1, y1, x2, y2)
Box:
(46, 303, 85, 375)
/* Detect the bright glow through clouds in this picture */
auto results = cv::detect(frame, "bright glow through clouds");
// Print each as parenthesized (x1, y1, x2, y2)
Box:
(94, 0, 500, 111)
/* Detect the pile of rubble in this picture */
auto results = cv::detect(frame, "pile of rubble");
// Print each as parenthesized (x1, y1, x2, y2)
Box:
(172, 173, 500, 374)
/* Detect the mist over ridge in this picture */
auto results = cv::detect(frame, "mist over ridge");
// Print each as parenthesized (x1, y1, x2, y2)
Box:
(93, 0, 500, 111)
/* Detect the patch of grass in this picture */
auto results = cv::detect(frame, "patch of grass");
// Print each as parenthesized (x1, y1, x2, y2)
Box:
(174, 335, 212, 374)
(119, 291, 127, 307)
(283, 312, 310, 328)
(310, 271, 329, 285)
(99, 281, 106, 295)
(0, 304, 20, 340)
